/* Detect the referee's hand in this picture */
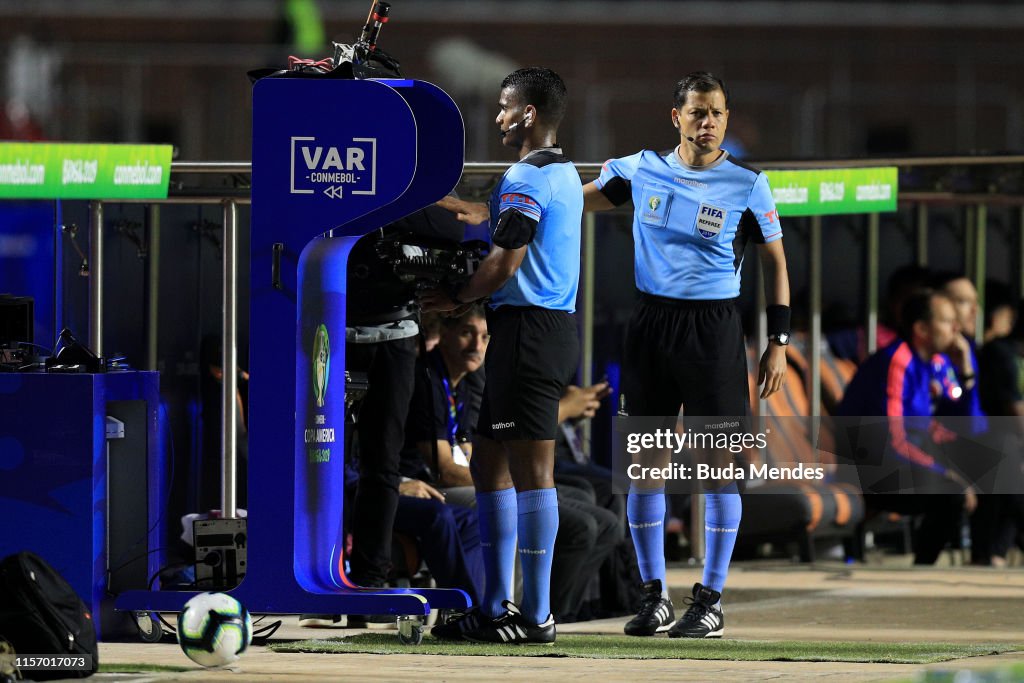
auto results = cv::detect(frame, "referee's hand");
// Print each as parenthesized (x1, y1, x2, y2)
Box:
(399, 479, 446, 502)
(758, 343, 787, 399)
(418, 287, 462, 314)
(437, 196, 489, 225)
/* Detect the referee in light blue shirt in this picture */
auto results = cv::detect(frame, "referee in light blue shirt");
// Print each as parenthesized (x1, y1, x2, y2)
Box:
(583, 72, 791, 640)
(421, 67, 583, 645)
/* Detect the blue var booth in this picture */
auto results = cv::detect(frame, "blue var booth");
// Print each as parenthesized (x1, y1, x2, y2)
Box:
(117, 77, 472, 623)
(0, 371, 162, 639)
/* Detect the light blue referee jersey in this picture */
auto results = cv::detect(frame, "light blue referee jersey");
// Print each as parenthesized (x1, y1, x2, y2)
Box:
(596, 148, 781, 300)
(489, 148, 583, 312)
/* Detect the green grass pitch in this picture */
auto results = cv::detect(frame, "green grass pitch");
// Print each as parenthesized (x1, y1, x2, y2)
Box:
(270, 634, 1018, 664)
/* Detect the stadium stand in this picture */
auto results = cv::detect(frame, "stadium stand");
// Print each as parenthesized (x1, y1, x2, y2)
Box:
(735, 341, 865, 562)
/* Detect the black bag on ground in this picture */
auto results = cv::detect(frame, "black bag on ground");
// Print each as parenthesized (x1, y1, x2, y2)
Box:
(597, 539, 645, 618)
(0, 551, 98, 679)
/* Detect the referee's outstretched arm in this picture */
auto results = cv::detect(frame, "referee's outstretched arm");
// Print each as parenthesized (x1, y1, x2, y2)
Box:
(436, 195, 489, 225)
(582, 181, 617, 212)
(418, 242, 527, 313)
(757, 238, 790, 399)
(454, 243, 527, 302)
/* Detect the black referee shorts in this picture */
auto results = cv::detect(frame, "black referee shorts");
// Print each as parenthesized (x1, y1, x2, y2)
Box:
(622, 293, 750, 418)
(477, 306, 579, 441)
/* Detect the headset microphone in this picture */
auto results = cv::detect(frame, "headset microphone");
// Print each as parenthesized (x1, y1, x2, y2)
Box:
(499, 115, 530, 139)
(674, 119, 696, 143)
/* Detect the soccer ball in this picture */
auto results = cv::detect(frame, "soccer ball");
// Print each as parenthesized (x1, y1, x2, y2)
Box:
(176, 592, 252, 667)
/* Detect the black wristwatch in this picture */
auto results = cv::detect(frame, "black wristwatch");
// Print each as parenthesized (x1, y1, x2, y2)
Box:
(768, 332, 791, 346)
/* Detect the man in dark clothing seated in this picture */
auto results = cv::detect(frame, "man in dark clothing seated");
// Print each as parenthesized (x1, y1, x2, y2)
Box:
(299, 450, 485, 629)
(975, 304, 1024, 565)
(401, 305, 489, 509)
(344, 204, 467, 590)
(350, 458, 484, 605)
(403, 306, 619, 623)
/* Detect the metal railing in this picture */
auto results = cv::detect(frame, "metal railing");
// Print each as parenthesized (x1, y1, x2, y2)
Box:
(83, 155, 1024, 520)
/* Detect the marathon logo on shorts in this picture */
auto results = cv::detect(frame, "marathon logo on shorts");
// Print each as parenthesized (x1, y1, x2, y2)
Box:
(695, 202, 727, 239)
(491, 420, 516, 431)
(290, 136, 377, 199)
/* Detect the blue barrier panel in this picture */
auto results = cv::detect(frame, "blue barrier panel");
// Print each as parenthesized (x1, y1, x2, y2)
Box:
(0, 372, 161, 639)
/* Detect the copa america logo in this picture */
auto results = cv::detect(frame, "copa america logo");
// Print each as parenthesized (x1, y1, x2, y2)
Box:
(312, 324, 330, 407)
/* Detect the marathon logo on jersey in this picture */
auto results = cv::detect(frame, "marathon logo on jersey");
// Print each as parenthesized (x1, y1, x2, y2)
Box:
(695, 202, 727, 239)
(289, 136, 377, 199)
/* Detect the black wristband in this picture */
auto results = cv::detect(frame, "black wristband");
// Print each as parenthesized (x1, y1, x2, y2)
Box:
(766, 305, 791, 336)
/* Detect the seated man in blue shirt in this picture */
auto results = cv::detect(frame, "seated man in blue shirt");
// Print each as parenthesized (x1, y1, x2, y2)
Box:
(838, 289, 978, 564)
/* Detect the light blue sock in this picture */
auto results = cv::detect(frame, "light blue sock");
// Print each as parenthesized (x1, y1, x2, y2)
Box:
(516, 488, 559, 624)
(627, 487, 666, 588)
(476, 488, 518, 619)
(702, 482, 741, 594)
